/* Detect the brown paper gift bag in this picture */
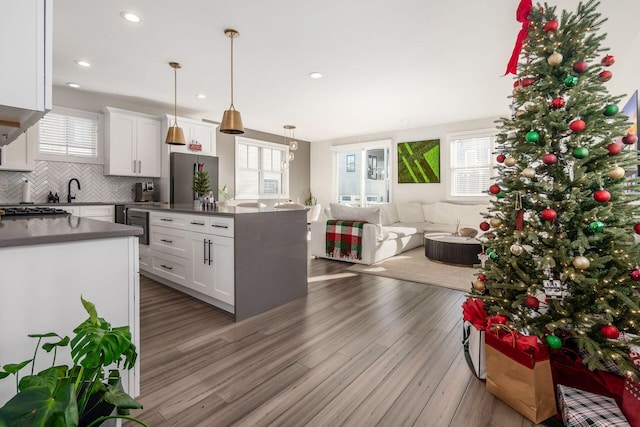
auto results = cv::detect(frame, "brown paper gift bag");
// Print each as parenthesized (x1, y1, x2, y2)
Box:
(485, 329, 557, 424)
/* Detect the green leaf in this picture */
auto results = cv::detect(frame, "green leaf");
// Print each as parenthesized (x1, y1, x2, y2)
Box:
(2, 360, 33, 375)
(81, 296, 99, 327)
(42, 337, 70, 353)
(103, 376, 142, 414)
(18, 367, 69, 393)
(0, 384, 78, 427)
(27, 333, 59, 339)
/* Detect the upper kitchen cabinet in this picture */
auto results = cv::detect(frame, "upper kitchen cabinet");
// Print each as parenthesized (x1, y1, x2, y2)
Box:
(104, 107, 162, 177)
(0, 0, 52, 147)
(162, 115, 216, 157)
(0, 124, 36, 171)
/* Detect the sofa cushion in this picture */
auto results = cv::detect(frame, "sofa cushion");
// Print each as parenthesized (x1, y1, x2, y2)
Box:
(379, 203, 399, 226)
(397, 203, 425, 223)
(422, 203, 437, 223)
(382, 223, 422, 240)
(329, 203, 382, 239)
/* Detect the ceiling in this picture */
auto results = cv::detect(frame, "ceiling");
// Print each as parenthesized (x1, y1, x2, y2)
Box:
(52, 0, 640, 142)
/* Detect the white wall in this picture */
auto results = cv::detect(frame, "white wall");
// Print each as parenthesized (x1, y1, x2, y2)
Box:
(311, 116, 499, 209)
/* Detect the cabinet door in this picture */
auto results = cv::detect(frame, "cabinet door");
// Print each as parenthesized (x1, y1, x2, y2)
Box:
(190, 233, 213, 295)
(136, 117, 161, 177)
(210, 235, 234, 305)
(191, 123, 216, 156)
(0, 129, 35, 171)
(106, 113, 136, 176)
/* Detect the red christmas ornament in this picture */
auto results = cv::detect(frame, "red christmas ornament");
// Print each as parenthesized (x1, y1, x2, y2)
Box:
(542, 153, 558, 165)
(488, 315, 508, 326)
(521, 77, 534, 87)
(601, 324, 620, 339)
(630, 268, 640, 282)
(480, 221, 491, 231)
(524, 295, 540, 309)
(599, 70, 613, 82)
(477, 274, 486, 282)
(633, 223, 640, 234)
(541, 208, 557, 222)
(601, 55, 615, 66)
(623, 134, 638, 145)
(496, 154, 506, 163)
(550, 97, 565, 109)
(544, 20, 559, 32)
(593, 189, 611, 203)
(606, 142, 623, 155)
(489, 184, 501, 195)
(569, 119, 586, 133)
(573, 61, 588, 73)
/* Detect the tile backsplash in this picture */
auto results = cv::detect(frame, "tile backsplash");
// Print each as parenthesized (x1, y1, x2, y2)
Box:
(0, 161, 156, 204)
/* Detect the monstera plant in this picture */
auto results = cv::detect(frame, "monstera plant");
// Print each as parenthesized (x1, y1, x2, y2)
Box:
(0, 297, 147, 427)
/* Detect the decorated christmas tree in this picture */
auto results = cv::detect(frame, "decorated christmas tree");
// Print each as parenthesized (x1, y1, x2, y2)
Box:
(474, 0, 640, 378)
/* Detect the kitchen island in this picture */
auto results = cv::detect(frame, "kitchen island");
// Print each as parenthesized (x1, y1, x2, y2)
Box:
(130, 204, 308, 322)
(0, 216, 142, 405)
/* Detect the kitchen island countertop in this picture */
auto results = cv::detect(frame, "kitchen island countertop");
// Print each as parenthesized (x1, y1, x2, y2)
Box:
(127, 203, 304, 216)
(0, 216, 143, 248)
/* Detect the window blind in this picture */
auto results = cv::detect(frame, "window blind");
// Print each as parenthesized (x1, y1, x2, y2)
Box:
(39, 112, 98, 158)
(450, 136, 492, 196)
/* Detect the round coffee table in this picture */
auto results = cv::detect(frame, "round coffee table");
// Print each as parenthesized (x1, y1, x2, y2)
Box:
(424, 233, 482, 267)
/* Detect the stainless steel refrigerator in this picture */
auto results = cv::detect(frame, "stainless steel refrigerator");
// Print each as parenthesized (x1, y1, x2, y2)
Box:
(170, 153, 219, 204)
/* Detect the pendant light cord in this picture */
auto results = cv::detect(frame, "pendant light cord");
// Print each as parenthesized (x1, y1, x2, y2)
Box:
(230, 35, 235, 110)
(174, 67, 178, 125)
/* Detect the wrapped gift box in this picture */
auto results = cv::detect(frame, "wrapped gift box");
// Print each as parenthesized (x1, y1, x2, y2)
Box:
(557, 384, 630, 427)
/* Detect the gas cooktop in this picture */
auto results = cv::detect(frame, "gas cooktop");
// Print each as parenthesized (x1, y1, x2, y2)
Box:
(1, 206, 71, 218)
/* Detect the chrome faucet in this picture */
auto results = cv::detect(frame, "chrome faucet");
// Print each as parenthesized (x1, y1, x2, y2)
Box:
(68, 178, 81, 203)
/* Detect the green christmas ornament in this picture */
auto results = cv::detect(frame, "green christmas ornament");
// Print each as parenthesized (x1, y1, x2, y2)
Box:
(564, 75, 579, 87)
(573, 146, 589, 159)
(496, 190, 506, 199)
(588, 221, 605, 232)
(489, 251, 500, 260)
(525, 130, 540, 143)
(546, 335, 562, 350)
(486, 248, 494, 255)
(604, 104, 619, 116)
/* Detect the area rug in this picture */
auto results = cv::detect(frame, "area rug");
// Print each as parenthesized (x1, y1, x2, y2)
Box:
(346, 247, 477, 292)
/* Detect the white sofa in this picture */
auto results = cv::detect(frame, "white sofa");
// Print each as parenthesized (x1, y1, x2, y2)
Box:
(310, 202, 489, 265)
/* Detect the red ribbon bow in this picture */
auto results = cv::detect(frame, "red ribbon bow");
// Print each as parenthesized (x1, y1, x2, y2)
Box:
(498, 329, 541, 356)
(462, 297, 489, 331)
(504, 0, 533, 76)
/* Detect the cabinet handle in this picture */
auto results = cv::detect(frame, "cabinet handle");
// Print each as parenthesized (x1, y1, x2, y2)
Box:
(160, 218, 173, 222)
(160, 264, 173, 271)
(212, 224, 229, 229)
(190, 221, 205, 226)
(138, 160, 142, 173)
(203, 238, 208, 264)
(208, 240, 212, 265)
(160, 239, 173, 243)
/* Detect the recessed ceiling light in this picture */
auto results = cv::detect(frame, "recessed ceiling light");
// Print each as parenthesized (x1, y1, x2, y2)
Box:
(66, 83, 80, 88)
(401, 119, 410, 123)
(120, 11, 141, 23)
(309, 72, 323, 79)
(75, 60, 91, 67)
(196, 94, 206, 99)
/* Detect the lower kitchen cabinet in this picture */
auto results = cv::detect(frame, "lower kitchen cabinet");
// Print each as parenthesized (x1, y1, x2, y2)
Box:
(190, 232, 234, 305)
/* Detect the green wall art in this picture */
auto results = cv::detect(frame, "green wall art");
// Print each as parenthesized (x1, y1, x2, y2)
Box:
(397, 139, 440, 183)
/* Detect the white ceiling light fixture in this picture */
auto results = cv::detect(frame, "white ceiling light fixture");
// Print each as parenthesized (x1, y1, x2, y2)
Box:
(120, 11, 141, 23)
(75, 60, 91, 67)
(66, 82, 80, 88)
(309, 72, 323, 79)
(220, 29, 244, 134)
(165, 62, 186, 145)
(196, 94, 206, 99)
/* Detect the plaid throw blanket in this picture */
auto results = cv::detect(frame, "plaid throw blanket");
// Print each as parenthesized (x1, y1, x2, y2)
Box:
(326, 219, 366, 260)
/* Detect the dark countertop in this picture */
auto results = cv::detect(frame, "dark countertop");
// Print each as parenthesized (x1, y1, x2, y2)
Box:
(0, 201, 164, 208)
(128, 203, 304, 216)
(0, 216, 143, 248)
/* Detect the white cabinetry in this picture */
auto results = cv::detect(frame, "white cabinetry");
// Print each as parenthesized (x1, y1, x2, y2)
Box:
(0, 0, 52, 146)
(104, 108, 161, 177)
(62, 205, 115, 222)
(0, 125, 36, 171)
(145, 211, 234, 309)
(162, 115, 216, 157)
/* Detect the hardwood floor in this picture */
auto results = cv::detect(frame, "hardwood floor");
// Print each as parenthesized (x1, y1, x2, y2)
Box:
(127, 258, 540, 426)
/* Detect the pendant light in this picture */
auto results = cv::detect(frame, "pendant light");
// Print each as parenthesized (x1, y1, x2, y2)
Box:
(220, 29, 244, 134)
(165, 62, 186, 145)
(283, 125, 298, 163)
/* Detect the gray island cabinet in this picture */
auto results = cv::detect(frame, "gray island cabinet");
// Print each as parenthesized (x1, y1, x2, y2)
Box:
(135, 204, 308, 321)
(0, 216, 142, 406)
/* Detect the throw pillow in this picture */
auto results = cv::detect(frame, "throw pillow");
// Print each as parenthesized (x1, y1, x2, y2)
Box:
(379, 203, 399, 225)
(329, 203, 382, 239)
(396, 203, 425, 223)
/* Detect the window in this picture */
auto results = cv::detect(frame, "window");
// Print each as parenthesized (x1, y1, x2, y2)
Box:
(332, 139, 392, 206)
(235, 137, 289, 199)
(37, 107, 101, 163)
(447, 129, 495, 198)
